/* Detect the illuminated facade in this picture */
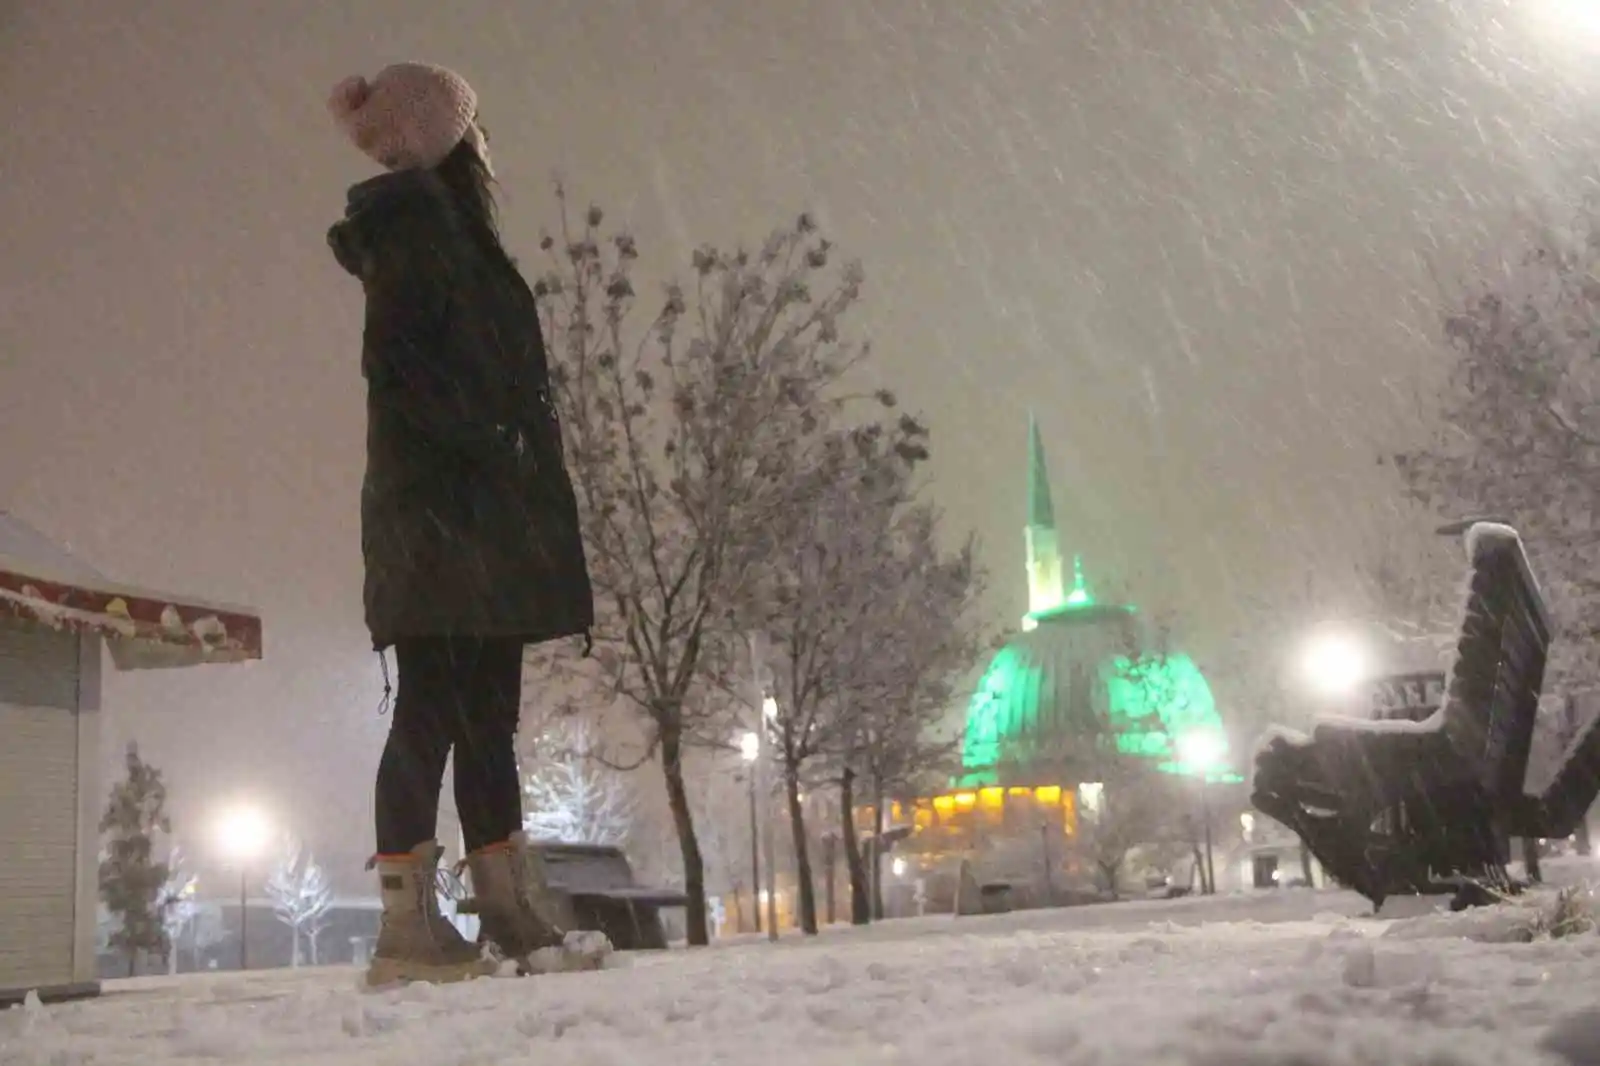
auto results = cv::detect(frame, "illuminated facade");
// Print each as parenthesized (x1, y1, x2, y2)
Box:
(895, 417, 1228, 859)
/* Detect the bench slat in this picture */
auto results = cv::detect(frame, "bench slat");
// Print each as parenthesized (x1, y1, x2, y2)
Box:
(567, 887, 689, 906)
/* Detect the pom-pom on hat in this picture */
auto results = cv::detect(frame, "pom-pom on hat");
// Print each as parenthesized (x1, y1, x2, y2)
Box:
(328, 62, 477, 171)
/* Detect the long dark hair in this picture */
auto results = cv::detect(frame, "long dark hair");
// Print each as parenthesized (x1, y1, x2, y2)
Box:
(434, 132, 503, 253)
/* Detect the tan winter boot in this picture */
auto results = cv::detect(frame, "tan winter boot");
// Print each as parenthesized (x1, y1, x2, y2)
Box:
(466, 833, 611, 973)
(366, 841, 496, 988)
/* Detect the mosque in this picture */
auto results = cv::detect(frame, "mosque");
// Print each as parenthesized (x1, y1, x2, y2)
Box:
(877, 419, 1234, 903)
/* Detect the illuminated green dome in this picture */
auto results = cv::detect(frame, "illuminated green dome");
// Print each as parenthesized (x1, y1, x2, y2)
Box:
(956, 604, 1224, 787)
(954, 416, 1229, 789)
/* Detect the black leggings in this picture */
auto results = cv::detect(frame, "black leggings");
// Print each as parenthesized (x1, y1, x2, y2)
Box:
(375, 636, 524, 856)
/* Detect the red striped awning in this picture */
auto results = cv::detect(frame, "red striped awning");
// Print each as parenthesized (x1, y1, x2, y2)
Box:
(0, 566, 262, 671)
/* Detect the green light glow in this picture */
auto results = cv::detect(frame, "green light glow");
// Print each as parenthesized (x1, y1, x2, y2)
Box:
(1064, 556, 1093, 608)
(964, 417, 1233, 789)
(956, 612, 1230, 786)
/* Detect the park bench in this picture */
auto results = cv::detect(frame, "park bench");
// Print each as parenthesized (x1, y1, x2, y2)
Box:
(459, 841, 688, 950)
(1251, 521, 1600, 910)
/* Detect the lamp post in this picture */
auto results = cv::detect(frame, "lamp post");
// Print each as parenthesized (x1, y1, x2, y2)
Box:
(759, 695, 779, 940)
(740, 729, 761, 933)
(747, 630, 780, 942)
(1176, 730, 1226, 896)
(216, 805, 271, 971)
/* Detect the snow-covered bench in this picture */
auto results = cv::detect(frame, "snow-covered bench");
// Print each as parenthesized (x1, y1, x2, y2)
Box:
(1250, 521, 1600, 910)
(458, 842, 687, 950)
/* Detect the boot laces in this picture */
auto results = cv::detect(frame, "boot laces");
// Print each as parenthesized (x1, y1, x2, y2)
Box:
(437, 862, 470, 902)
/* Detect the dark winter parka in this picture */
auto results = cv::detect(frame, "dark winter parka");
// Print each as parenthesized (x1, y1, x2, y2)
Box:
(327, 169, 593, 651)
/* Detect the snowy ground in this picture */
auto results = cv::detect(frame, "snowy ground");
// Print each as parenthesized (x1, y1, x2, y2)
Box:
(8, 875, 1600, 1066)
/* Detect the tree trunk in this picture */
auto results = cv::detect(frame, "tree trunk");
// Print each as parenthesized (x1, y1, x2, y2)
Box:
(784, 767, 819, 935)
(1098, 861, 1119, 899)
(1521, 837, 1543, 883)
(1576, 816, 1593, 858)
(1187, 822, 1208, 895)
(126, 950, 137, 978)
(839, 769, 871, 924)
(870, 777, 886, 920)
(823, 835, 837, 925)
(1299, 843, 1315, 887)
(659, 721, 710, 946)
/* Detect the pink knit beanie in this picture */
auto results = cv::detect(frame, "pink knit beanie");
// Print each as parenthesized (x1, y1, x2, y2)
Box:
(328, 62, 478, 171)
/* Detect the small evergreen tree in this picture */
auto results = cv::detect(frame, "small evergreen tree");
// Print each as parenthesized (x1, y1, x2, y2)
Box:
(98, 743, 173, 976)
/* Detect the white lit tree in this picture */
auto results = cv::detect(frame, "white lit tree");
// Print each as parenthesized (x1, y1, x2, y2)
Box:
(159, 844, 198, 974)
(263, 835, 333, 967)
(520, 718, 637, 846)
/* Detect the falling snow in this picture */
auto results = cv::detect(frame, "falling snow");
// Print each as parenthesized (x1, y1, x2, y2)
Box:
(6, 8, 1600, 1062)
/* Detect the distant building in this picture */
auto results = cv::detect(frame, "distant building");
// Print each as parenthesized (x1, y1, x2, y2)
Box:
(874, 419, 1235, 905)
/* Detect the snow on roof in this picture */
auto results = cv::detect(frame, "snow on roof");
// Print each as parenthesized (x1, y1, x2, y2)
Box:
(0, 510, 262, 670)
(0, 510, 106, 585)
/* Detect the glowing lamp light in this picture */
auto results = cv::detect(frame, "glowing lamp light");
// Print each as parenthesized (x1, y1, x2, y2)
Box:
(216, 805, 272, 863)
(762, 696, 778, 720)
(891, 857, 908, 878)
(1531, 0, 1600, 42)
(1176, 729, 1226, 775)
(1299, 630, 1370, 698)
(739, 730, 760, 762)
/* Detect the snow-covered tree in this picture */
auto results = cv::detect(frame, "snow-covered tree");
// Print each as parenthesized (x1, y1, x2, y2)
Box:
(834, 505, 989, 923)
(533, 191, 877, 945)
(1393, 212, 1600, 693)
(520, 717, 637, 846)
(263, 835, 332, 967)
(748, 419, 934, 935)
(1392, 211, 1600, 840)
(98, 743, 174, 976)
(1075, 753, 1182, 899)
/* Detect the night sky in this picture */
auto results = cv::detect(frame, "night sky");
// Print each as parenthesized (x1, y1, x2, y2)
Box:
(3, 0, 1594, 888)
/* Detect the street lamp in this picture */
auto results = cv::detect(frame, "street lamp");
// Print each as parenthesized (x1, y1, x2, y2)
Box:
(740, 730, 761, 933)
(1299, 629, 1370, 700)
(1176, 729, 1226, 896)
(215, 805, 271, 970)
(1529, 0, 1600, 42)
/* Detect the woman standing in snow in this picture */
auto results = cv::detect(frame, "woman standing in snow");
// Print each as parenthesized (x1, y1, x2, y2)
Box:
(326, 62, 595, 986)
